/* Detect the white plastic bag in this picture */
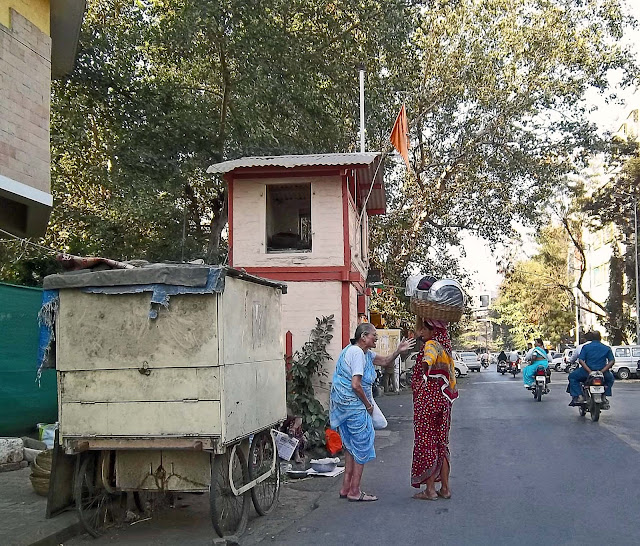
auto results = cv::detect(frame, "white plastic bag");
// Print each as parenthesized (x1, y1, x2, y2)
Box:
(371, 400, 387, 429)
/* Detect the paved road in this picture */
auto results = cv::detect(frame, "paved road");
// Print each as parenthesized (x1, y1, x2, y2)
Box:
(67, 370, 640, 545)
(271, 369, 640, 545)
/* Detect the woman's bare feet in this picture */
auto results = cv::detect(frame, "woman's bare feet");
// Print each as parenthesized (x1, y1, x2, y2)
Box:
(412, 489, 438, 501)
(436, 488, 451, 499)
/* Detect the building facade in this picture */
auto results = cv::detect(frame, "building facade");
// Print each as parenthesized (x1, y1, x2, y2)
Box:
(207, 153, 386, 402)
(0, 0, 84, 237)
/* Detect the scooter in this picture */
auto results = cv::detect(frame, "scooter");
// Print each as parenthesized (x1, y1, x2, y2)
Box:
(497, 360, 508, 375)
(481, 360, 489, 369)
(526, 365, 549, 402)
(577, 371, 608, 422)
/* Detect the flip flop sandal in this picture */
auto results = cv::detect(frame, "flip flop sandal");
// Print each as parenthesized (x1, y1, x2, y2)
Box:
(436, 490, 451, 499)
(413, 491, 438, 501)
(348, 491, 378, 502)
(339, 494, 348, 499)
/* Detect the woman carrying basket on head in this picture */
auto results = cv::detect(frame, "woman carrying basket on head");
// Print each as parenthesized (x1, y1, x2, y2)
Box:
(411, 317, 458, 500)
(408, 276, 463, 501)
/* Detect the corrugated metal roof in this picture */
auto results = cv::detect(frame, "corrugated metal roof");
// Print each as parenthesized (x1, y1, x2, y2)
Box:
(206, 152, 382, 174)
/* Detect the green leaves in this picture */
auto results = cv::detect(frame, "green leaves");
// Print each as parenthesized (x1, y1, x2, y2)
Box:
(286, 315, 334, 448)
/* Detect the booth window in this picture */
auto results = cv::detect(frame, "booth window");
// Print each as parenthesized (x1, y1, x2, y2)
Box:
(266, 183, 312, 252)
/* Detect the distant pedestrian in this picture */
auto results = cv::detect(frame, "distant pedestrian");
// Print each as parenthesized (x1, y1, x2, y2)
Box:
(411, 318, 458, 500)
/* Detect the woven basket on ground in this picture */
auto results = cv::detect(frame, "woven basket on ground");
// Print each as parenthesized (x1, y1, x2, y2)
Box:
(30, 461, 50, 478)
(35, 450, 52, 472)
(410, 298, 464, 322)
(29, 474, 50, 497)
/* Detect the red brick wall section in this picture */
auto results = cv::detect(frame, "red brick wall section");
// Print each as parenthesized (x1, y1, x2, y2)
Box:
(0, 9, 51, 194)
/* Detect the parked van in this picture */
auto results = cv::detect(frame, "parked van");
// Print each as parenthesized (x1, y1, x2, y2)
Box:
(610, 345, 640, 380)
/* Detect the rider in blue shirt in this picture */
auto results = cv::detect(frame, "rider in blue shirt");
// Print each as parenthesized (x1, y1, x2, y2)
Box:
(568, 330, 614, 407)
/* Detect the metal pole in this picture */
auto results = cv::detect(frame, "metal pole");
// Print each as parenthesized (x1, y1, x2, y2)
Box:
(359, 64, 365, 153)
(634, 196, 639, 344)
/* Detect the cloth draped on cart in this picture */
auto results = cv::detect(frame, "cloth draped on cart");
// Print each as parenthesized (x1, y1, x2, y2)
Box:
(411, 338, 457, 487)
(329, 345, 377, 464)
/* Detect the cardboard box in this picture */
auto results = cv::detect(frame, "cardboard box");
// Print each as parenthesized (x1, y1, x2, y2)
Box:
(272, 430, 299, 461)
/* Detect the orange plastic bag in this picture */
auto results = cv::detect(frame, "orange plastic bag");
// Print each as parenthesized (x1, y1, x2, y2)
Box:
(325, 428, 342, 455)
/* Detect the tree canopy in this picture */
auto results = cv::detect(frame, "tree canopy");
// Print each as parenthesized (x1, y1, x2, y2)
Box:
(1, 0, 638, 297)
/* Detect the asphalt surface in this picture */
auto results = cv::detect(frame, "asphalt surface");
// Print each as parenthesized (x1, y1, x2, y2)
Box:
(66, 369, 640, 545)
(272, 369, 640, 546)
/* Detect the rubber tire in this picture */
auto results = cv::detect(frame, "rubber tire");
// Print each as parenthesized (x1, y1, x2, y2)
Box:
(617, 368, 630, 380)
(210, 448, 250, 538)
(591, 404, 601, 422)
(535, 384, 542, 402)
(248, 431, 280, 516)
(501, 371, 505, 375)
(579, 406, 586, 417)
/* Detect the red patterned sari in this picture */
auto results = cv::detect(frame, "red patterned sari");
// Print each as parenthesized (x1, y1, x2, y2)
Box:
(411, 339, 457, 487)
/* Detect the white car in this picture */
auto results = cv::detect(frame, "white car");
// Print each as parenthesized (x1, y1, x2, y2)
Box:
(551, 353, 566, 371)
(455, 351, 481, 372)
(405, 352, 468, 380)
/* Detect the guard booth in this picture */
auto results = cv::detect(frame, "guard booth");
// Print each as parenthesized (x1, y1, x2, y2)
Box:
(207, 153, 386, 401)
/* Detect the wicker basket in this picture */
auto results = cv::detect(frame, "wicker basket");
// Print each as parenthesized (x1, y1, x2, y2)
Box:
(410, 298, 464, 322)
(30, 461, 50, 478)
(29, 474, 50, 497)
(35, 450, 52, 472)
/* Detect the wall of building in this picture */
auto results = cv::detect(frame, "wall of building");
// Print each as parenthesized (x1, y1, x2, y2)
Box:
(232, 176, 345, 268)
(281, 280, 344, 406)
(0, 0, 50, 34)
(0, 7, 52, 235)
(348, 198, 368, 279)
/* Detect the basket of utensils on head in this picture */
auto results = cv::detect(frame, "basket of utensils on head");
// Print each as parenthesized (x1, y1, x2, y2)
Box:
(406, 275, 466, 323)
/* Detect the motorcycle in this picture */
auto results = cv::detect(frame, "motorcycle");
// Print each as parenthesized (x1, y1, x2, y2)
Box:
(577, 371, 608, 422)
(497, 360, 508, 375)
(373, 369, 384, 398)
(526, 365, 549, 402)
(481, 359, 489, 369)
(509, 359, 521, 378)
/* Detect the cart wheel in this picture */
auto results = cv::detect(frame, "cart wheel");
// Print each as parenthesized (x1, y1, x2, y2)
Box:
(249, 430, 280, 516)
(210, 447, 250, 537)
(74, 454, 121, 537)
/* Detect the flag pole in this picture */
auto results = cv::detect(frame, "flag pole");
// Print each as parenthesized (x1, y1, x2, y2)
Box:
(359, 63, 365, 153)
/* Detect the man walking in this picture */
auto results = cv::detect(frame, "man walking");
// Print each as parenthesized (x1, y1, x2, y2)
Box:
(568, 331, 614, 407)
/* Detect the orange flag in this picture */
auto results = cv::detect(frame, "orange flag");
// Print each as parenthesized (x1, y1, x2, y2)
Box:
(390, 104, 410, 170)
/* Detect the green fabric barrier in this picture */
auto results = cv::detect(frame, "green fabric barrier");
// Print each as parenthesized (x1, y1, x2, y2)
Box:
(0, 282, 57, 436)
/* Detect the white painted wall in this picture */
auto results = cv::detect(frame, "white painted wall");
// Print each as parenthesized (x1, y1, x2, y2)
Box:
(348, 201, 368, 278)
(232, 176, 345, 268)
(282, 281, 345, 406)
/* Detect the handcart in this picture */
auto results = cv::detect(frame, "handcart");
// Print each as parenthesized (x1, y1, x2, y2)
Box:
(43, 265, 287, 538)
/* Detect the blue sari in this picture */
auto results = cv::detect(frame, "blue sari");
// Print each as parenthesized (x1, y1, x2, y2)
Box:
(329, 345, 377, 464)
(523, 347, 549, 386)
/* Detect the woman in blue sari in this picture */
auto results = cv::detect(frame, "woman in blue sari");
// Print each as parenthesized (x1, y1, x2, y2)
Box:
(523, 338, 551, 387)
(330, 323, 415, 502)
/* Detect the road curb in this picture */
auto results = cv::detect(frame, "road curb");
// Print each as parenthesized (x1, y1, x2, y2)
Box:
(29, 521, 84, 546)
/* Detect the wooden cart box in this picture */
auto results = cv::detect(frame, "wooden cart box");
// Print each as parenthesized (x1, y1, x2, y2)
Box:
(44, 266, 287, 452)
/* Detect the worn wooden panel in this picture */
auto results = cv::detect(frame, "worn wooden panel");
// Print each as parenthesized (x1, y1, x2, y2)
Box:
(57, 291, 219, 371)
(232, 177, 345, 268)
(60, 401, 222, 437)
(59, 367, 221, 403)
(220, 276, 283, 365)
(221, 359, 286, 443)
(115, 450, 210, 491)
